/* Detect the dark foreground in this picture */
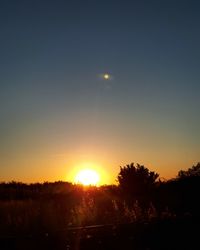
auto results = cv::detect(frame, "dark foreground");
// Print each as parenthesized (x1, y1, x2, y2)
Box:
(1, 216, 199, 250)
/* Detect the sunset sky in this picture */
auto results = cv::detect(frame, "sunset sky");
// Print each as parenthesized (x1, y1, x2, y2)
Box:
(0, 0, 200, 184)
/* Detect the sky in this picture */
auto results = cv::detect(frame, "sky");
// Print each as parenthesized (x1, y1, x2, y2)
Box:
(0, 0, 200, 184)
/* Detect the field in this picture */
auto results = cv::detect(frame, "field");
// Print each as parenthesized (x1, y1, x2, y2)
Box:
(1, 217, 199, 249)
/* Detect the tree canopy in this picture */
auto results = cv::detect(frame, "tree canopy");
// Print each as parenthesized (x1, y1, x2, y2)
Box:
(178, 162, 200, 178)
(117, 163, 159, 205)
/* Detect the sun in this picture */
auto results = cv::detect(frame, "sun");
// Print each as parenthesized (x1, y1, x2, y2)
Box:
(75, 169, 100, 186)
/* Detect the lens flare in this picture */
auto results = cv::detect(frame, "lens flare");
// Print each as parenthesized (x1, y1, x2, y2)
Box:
(103, 73, 110, 80)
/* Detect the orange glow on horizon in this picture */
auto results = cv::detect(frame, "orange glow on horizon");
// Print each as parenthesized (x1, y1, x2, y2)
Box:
(75, 169, 100, 186)
(67, 162, 110, 186)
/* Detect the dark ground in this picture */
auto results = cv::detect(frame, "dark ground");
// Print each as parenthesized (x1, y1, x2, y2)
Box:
(1, 216, 199, 250)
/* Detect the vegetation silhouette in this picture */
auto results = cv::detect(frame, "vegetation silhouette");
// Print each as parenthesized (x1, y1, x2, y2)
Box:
(117, 163, 159, 210)
(0, 162, 200, 249)
(178, 162, 200, 178)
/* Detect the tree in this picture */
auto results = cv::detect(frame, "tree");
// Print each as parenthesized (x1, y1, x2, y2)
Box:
(117, 163, 159, 206)
(178, 162, 200, 178)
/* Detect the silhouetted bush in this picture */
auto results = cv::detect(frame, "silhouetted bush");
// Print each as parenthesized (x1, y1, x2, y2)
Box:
(178, 162, 200, 178)
(117, 163, 159, 209)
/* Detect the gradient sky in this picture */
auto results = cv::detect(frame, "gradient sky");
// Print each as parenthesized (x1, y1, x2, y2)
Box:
(0, 0, 200, 183)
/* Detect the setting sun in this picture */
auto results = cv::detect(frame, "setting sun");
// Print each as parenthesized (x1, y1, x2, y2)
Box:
(75, 169, 100, 186)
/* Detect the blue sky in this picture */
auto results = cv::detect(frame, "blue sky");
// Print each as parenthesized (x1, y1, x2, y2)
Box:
(0, 0, 200, 183)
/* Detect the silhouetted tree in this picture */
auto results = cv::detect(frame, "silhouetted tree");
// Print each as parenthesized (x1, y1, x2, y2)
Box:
(178, 162, 200, 178)
(154, 162, 200, 217)
(117, 163, 159, 207)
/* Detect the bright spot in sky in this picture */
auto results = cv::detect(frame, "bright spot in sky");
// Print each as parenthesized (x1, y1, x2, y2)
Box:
(103, 73, 111, 80)
(75, 169, 100, 186)
(98, 73, 113, 81)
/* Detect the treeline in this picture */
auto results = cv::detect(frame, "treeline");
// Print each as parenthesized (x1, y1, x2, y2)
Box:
(0, 162, 200, 237)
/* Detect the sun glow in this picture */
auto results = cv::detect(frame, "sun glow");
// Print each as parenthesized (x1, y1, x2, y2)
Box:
(75, 169, 100, 186)
(67, 161, 110, 186)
